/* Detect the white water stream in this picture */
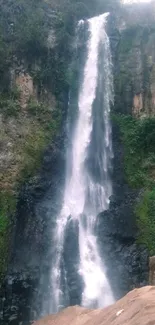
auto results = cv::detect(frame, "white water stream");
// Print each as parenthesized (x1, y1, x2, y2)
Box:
(50, 13, 114, 313)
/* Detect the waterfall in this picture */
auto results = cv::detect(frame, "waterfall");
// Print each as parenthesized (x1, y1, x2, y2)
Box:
(49, 12, 114, 313)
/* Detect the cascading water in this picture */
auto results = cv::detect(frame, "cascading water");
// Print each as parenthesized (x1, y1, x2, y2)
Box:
(49, 12, 114, 313)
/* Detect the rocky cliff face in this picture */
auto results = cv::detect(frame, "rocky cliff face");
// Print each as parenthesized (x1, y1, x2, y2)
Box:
(111, 2, 155, 255)
(114, 1, 155, 117)
(1, 2, 155, 325)
(0, 0, 74, 285)
(0, 2, 72, 323)
(94, 5, 155, 302)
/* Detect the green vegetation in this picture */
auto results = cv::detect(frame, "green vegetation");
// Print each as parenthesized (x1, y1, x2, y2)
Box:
(0, 191, 17, 281)
(113, 114, 155, 188)
(0, 93, 20, 118)
(0, 97, 62, 279)
(20, 99, 62, 182)
(136, 189, 155, 255)
(114, 114, 155, 254)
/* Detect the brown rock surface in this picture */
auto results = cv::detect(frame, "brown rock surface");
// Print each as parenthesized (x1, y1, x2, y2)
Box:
(33, 286, 155, 325)
(149, 256, 155, 285)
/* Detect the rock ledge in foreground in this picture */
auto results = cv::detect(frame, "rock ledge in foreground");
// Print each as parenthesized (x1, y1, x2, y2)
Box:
(33, 286, 155, 325)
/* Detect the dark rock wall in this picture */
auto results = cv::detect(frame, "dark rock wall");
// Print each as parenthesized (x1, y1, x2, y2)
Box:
(1, 130, 67, 324)
(97, 122, 148, 300)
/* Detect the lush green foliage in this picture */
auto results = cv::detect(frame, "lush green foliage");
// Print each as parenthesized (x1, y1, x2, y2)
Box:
(114, 114, 155, 253)
(113, 114, 155, 188)
(0, 98, 20, 118)
(0, 87, 21, 117)
(136, 189, 155, 255)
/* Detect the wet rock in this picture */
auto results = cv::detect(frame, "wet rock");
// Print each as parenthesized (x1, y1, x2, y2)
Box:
(63, 219, 83, 306)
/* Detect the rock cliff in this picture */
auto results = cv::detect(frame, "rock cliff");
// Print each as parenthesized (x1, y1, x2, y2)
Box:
(114, 1, 155, 117)
(111, 1, 155, 256)
(1, 1, 155, 325)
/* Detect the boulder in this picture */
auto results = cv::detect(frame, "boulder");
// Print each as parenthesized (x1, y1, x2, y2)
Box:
(33, 286, 155, 325)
